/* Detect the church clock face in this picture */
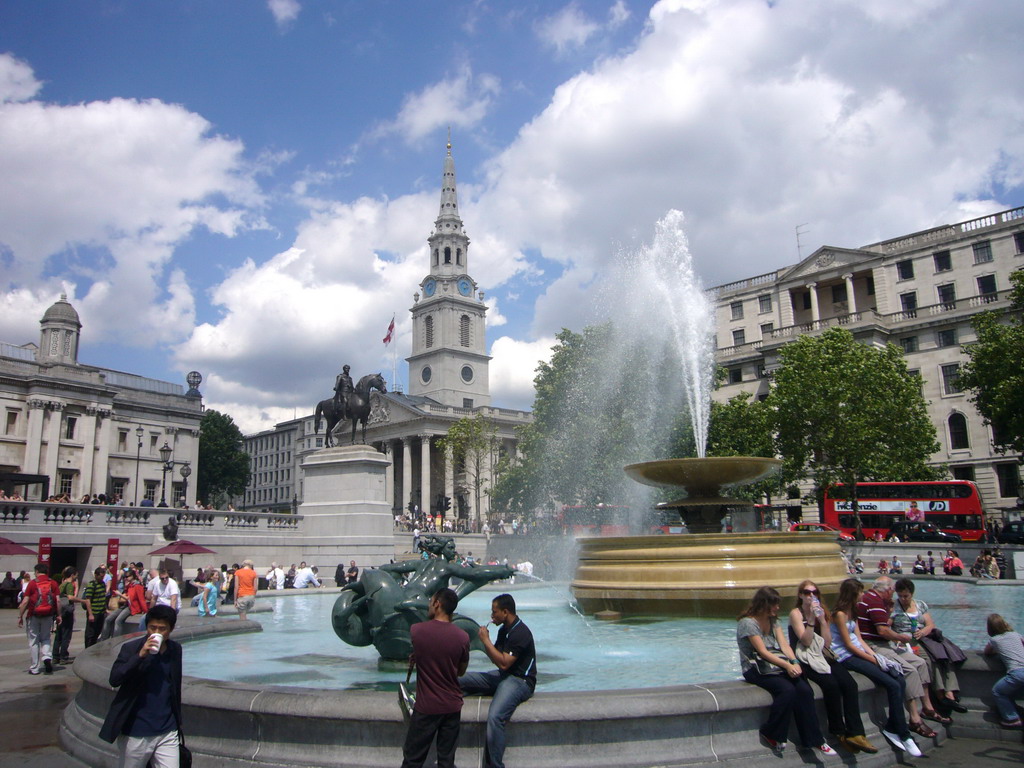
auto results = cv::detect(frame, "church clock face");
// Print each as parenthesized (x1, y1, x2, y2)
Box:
(423, 279, 436, 297)
(457, 278, 472, 297)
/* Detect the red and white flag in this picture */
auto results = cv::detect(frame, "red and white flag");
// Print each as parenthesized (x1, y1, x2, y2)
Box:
(382, 315, 395, 346)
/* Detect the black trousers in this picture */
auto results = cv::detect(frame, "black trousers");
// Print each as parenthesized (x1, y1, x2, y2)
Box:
(83, 612, 106, 648)
(800, 659, 865, 737)
(744, 667, 825, 747)
(401, 710, 461, 768)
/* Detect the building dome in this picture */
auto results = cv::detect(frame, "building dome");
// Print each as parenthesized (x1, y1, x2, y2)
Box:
(41, 294, 82, 328)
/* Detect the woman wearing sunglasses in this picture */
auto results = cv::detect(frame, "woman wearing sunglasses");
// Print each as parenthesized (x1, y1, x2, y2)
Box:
(788, 580, 878, 754)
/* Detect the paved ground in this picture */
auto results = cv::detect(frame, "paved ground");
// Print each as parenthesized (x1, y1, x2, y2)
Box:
(1, 603, 1021, 768)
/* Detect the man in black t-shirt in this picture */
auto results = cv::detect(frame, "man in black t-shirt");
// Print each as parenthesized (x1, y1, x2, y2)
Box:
(459, 593, 536, 768)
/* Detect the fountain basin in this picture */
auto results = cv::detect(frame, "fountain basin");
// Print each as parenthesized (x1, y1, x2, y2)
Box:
(572, 532, 849, 617)
(624, 456, 782, 500)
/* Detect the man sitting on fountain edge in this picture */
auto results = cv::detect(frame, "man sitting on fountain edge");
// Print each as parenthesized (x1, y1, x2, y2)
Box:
(459, 593, 537, 768)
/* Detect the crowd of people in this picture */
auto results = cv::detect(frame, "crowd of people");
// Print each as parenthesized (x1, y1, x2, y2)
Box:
(738, 574, 1023, 760)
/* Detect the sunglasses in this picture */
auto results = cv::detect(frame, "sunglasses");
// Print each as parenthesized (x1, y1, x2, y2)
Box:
(801, 588, 820, 596)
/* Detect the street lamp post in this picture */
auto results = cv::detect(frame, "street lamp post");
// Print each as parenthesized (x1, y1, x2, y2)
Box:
(133, 425, 144, 506)
(179, 461, 191, 508)
(158, 441, 173, 508)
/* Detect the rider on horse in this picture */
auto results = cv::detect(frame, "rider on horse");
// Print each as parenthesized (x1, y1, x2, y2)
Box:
(334, 364, 353, 418)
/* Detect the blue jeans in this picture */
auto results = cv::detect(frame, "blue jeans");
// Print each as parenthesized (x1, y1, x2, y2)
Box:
(460, 670, 532, 768)
(991, 668, 1024, 722)
(841, 655, 909, 738)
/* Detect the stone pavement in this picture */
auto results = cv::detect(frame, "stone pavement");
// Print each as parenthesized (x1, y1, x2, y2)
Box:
(1, 604, 1021, 768)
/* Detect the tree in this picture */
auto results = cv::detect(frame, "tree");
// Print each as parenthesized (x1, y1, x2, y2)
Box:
(768, 327, 942, 536)
(706, 391, 787, 503)
(197, 409, 250, 508)
(437, 413, 499, 526)
(958, 269, 1024, 455)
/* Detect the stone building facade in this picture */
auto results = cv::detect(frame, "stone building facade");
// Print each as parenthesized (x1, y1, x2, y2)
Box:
(0, 296, 203, 505)
(241, 142, 530, 527)
(712, 206, 1024, 519)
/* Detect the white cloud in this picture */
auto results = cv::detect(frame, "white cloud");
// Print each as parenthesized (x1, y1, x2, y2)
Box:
(0, 56, 265, 347)
(0, 53, 41, 103)
(267, 0, 301, 28)
(536, 3, 601, 54)
(488, 335, 556, 410)
(374, 66, 500, 145)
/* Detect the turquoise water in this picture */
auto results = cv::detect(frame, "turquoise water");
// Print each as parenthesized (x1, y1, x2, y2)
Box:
(182, 581, 1022, 692)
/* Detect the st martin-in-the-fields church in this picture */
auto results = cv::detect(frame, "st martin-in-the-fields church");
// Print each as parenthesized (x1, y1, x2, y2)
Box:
(241, 141, 531, 528)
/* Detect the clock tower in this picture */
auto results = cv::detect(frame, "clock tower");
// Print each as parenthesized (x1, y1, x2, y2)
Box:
(407, 139, 491, 407)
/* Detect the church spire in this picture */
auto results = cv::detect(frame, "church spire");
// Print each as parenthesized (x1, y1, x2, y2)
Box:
(427, 134, 469, 276)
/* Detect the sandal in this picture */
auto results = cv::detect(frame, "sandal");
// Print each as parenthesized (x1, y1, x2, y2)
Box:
(910, 721, 936, 738)
(922, 709, 952, 725)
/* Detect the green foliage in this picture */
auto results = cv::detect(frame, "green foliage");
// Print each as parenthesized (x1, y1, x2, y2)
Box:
(437, 413, 499, 520)
(767, 327, 942, 529)
(197, 409, 250, 507)
(958, 269, 1024, 456)
(706, 391, 786, 501)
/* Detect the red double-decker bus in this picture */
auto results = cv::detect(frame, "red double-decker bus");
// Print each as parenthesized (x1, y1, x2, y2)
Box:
(823, 481, 986, 541)
(558, 505, 631, 536)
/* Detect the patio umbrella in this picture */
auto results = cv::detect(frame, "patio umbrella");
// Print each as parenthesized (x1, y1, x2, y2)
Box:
(0, 537, 37, 556)
(148, 540, 217, 581)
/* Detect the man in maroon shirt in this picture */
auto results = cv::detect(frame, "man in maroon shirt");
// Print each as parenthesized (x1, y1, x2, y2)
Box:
(857, 576, 942, 736)
(402, 588, 470, 768)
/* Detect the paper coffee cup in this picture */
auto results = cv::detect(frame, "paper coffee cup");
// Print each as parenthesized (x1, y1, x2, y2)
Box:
(150, 633, 163, 654)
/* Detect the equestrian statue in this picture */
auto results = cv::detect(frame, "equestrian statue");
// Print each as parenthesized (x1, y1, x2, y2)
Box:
(314, 367, 388, 446)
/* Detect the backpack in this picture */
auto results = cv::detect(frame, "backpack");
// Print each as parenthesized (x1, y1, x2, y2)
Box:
(31, 579, 57, 617)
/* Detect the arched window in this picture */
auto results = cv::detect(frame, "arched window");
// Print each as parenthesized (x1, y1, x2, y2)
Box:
(444, 247, 451, 264)
(456, 248, 462, 265)
(425, 316, 434, 348)
(948, 412, 969, 450)
(433, 249, 439, 266)
(460, 315, 470, 347)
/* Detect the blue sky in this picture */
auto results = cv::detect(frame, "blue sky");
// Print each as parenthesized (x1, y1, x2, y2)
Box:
(2, 0, 1023, 432)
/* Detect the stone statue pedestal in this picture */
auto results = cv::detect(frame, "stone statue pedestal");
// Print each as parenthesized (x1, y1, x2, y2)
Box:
(297, 445, 393, 567)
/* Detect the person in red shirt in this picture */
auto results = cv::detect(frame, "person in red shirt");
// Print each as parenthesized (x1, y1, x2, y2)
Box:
(857, 577, 946, 738)
(233, 559, 258, 620)
(17, 563, 61, 675)
(402, 588, 470, 768)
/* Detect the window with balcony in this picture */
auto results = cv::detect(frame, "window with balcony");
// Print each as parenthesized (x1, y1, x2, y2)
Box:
(896, 259, 914, 280)
(941, 363, 961, 395)
(760, 322, 774, 338)
(730, 301, 744, 320)
(1015, 231, 1024, 254)
(937, 283, 956, 307)
(937, 328, 957, 348)
(972, 240, 993, 264)
(899, 336, 918, 354)
(831, 284, 847, 303)
(900, 292, 917, 314)
(758, 295, 772, 313)
(728, 367, 742, 384)
(948, 412, 969, 450)
(977, 274, 997, 300)
(732, 329, 746, 346)
(995, 462, 1020, 498)
(933, 250, 952, 272)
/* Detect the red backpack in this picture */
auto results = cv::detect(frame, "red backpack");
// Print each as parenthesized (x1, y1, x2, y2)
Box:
(30, 578, 57, 617)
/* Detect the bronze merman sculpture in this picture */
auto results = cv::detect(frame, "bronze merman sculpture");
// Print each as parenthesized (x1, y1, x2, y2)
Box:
(314, 371, 387, 445)
(331, 535, 515, 660)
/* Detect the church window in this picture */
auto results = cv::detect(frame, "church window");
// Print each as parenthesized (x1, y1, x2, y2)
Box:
(425, 316, 434, 348)
(456, 248, 462, 265)
(444, 247, 451, 264)
(433, 249, 439, 266)
(421, 366, 432, 384)
(461, 365, 473, 383)
(460, 315, 470, 347)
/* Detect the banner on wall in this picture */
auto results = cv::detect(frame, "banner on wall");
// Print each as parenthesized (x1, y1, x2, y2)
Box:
(106, 538, 120, 571)
(38, 537, 52, 565)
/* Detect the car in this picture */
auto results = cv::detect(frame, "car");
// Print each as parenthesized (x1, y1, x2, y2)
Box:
(998, 520, 1024, 545)
(885, 520, 962, 543)
(789, 522, 855, 541)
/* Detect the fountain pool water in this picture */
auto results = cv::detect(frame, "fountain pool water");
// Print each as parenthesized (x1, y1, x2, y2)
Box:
(183, 580, 1021, 692)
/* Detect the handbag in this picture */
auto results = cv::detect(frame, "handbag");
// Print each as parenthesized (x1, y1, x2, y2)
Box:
(919, 628, 967, 665)
(794, 632, 832, 675)
(876, 653, 905, 678)
(178, 731, 192, 768)
(398, 662, 416, 722)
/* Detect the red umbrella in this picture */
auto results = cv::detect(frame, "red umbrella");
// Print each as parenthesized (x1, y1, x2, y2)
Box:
(148, 540, 217, 581)
(0, 537, 37, 556)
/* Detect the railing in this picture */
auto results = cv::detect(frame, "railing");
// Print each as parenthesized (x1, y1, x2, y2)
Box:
(879, 206, 1024, 253)
(717, 340, 763, 356)
(99, 370, 185, 395)
(713, 270, 780, 294)
(0, 501, 303, 533)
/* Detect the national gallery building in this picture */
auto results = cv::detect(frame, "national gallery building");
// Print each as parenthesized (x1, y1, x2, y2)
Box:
(712, 206, 1024, 519)
(240, 143, 530, 527)
(0, 296, 203, 506)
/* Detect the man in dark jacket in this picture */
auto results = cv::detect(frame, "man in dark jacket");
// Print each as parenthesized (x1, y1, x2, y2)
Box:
(99, 604, 183, 767)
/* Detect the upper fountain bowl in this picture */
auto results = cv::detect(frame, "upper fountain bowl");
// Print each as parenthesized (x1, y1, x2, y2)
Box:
(623, 456, 783, 500)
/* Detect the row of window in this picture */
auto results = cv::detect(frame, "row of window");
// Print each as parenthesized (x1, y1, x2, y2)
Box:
(894, 234, 1024, 281)
(898, 274, 998, 314)
(899, 327, 960, 354)
(432, 246, 463, 266)
(252, 468, 291, 486)
(251, 452, 292, 469)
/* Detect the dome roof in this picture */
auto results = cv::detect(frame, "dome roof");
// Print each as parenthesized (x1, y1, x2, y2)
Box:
(41, 293, 81, 327)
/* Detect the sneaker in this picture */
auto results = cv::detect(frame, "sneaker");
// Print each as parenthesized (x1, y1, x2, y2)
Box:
(28, 668, 41, 675)
(815, 743, 838, 757)
(902, 737, 922, 758)
(999, 719, 1023, 729)
(845, 735, 878, 754)
(759, 732, 785, 755)
(881, 729, 906, 751)
(43, 659, 53, 674)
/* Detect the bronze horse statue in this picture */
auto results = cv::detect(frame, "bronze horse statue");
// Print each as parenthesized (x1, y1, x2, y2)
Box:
(314, 372, 387, 446)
